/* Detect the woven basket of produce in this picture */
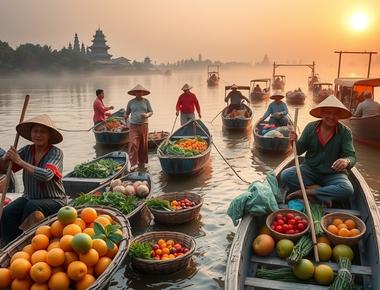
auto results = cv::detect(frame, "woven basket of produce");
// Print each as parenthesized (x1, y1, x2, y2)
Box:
(321, 212, 366, 246)
(0, 205, 131, 290)
(129, 231, 196, 274)
(147, 192, 203, 225)
(266, 209, 310, 241)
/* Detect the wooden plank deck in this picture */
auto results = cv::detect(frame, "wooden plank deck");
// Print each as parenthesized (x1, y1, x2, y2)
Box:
(245, 277, 329, 290)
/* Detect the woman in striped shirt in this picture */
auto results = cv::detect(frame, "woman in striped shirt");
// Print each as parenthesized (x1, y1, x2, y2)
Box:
(0, 114, 66, 245)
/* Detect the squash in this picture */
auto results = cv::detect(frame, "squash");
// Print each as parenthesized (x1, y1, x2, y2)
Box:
(136, 184, 149, 198)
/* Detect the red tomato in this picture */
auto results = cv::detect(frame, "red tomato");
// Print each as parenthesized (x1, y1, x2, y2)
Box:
(288, 229, 295, 234)
(294, 215, 301, 221)
(273, 221, 278, 227)
(294, 229, 300, 234)
(301, 219, 308, 225)
(286, 213, 294, 220)
(275, 213, 284, 220)
(275, 225, 283, 233)
(277, 219, 285, 226)
(271, 225, 276, 230)
(283, 224, 289, 231)
(297, 223, 305, 231)
(287, 224, 294, 230)
(288, 219, 296, 225)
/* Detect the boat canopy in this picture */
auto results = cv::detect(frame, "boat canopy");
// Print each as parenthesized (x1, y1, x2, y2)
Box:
(334, 78, 380, 88)
(313, 82, 333, 86)
(273, 74, 286, 77)
(250, 78, 271, 83)
(225, 85, 250, 91)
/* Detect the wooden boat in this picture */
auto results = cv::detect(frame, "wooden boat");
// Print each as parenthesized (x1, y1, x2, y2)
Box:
(225, 155, 380, 290)
(335, 78, 380, 147)
(250, 79, 271, 101)
(222, 103, 253, 130)
(253, 119, 291, 153)
(157, 119, 211, 175)
(84, 171, 152, 225)
(0, 148, 18, 193)
(312, 82, 333, 103)
(308, 73, 320, 90)
(207, 65, 220, 87)
(63, 151, 128, 197)
(286, 89, 306, 105)
(272, 75, 286, 91)
(148, 131, 169, 149)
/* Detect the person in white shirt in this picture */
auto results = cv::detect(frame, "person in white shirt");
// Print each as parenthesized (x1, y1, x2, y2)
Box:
(354, 91, 380, 117)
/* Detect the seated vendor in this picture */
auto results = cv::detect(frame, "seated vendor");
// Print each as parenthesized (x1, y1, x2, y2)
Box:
(261, 92, 289, 126)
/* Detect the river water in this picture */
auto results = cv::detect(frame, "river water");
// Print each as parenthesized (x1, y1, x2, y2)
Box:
(0, 66, 379, 289)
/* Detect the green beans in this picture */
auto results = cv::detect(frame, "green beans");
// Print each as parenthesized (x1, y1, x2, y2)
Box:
(309, 203, 324, 236)
(287, 236, 313, 265)
(256, 267, 299, 282)
(329, 257, 353, 290)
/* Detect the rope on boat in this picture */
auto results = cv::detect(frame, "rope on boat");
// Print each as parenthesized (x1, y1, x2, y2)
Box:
(194, 120, 251, 185)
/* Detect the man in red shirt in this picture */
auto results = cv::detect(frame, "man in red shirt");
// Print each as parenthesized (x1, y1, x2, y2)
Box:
(175, 84, 201, 125)
(93, 89, 114, 125)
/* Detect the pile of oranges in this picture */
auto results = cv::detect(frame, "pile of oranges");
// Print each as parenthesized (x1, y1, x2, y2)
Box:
(326, 218, 361, 237)
(176, 138, 208, 153)
(0, 206, 122, 290)
(150, 239, 190, 261)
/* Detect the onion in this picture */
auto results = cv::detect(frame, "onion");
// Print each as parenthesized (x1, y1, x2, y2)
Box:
(133, 181, 142, 191)
(136, 184, 149, 198)
(110, 179, 122, 189)
(113, 185, 126, 194)
(124, 185, 135, 196)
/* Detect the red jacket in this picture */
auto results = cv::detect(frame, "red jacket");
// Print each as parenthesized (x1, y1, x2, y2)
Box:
(176, 92, 201, 114)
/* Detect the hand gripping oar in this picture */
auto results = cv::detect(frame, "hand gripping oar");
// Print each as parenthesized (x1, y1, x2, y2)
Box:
(0, 95, 30, 221)
(292, 108, 319, 262)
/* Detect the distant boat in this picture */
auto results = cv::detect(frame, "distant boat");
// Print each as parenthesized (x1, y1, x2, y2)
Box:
(286, 89, 306, 105)
(272, 75, 286, 90)
(250, 79, 271, 101)
(312, 82, 333, 103)
(308, 73, 320, 90)
(222, 103, 253, 130)
(207, 65, 220, 87)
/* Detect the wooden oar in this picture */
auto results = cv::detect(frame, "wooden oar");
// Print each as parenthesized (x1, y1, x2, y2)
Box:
(292, 108, 319, 262)
(0, 94, 30, 221)
(210, 104, 226, 124)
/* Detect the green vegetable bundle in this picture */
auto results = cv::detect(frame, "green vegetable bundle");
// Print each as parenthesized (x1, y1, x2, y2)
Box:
(309, 203, 324, 236)
(146, 198, 172, 211)
(329, 257, 353, 290)
(161, 142, 196, 157)
(72, 191, 140, 215)
(287, 236, 313, 265)
(73, 158, 120, 178)
(128, 241, 153, 259)
(256, 267, 300, 282)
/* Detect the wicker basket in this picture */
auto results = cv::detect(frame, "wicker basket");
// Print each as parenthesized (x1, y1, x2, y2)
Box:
(321, 212, 366, 246)
(148, 192, 203, 225)
(0, 206, 131, 290)
(130, 231, 196, 274)
(266, 209, 310, 241)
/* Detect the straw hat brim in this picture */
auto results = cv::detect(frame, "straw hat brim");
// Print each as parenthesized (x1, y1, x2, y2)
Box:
(128, 90, 150, 96)
(309, 95, 352, 119)
(270, 94, 285, 100)
(16, 115, 63, 144)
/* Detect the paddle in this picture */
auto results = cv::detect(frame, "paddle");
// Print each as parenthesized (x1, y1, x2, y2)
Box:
(210, 104, 227, 124)
(292, 108, 319, 262)
(0, 94, 30, 221)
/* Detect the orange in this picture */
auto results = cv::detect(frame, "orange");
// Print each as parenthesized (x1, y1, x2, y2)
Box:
(74, 218, 86, 231)
(35, 226, 52, 239)
(75, 274, 96, 290)
(338, 228, 351, 237)
(50, 221, 64, 238)
(57, 206, 77, 225)
(88, 222, 94, 228)
(327, 225, 339, 235)
(31, 250, 48, 264)
(159, 242, 167, 250)
(10, 258, 32, 279)
(72, 233, 93, 254)
(31, 234, 50, 251)
(22, 244, 35, 256)
(349, 228, 361, 237)
(47, 241, 61, 251)
(94, 217, 111, 227)
(98, 214, 112, 223)
(317, 236, 331, 245)
(63, 252, 78, 269)
(344, 219, 356, 230)
(51, 267, 64, 274)
(30, 262, 52, 283)
(337, 223, 348, 230)
(106, 244, 118, 259)
(157, 239, 165, 246)
(95, 257, 112, 276)
(161, 248, 170, 255)
(62, 224, 82, 236)
(59, 235, 73, 252)
(83, 228, 95, 237)
(11, 251, 31, 263)
(79, 249, 99, 267)
(48, 272, 70, 290)
(11, 278, 32, 290)
(92, 239, 108, 257)
(67, 261, 87, 281)
(332, 218, 343, 227)
(31, 283, 49, 290)
(46, 248, 65, 267)
(80, 208, 98, 224)
(0, 268, 11, 288)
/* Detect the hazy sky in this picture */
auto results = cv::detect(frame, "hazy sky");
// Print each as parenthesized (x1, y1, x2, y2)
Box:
(1, 0, 380, 64)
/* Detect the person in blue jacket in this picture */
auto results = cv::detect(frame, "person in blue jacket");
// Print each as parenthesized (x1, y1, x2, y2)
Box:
(261, 92, 289, 126)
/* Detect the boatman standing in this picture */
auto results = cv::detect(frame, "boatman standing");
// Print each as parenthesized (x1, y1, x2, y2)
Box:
(224, 84, 250, 112)
(176, 84, 201, 126)
(93, 89, 114, 125)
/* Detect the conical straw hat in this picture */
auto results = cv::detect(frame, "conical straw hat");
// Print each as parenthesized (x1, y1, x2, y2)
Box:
(309, 95, 352, 119)
(181, 83, 192, 91)
(230, 84, 238, 89)
(16, 114, 63, 144)
(270, 91, 285, 100)
(127, 84, 150, 96)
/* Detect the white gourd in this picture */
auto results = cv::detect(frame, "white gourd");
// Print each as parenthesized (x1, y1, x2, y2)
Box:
(124, 185, 135, 196)
(110, 179, 122, 189)
(113, 185, 126, 194)
(136, 184, 149, 198)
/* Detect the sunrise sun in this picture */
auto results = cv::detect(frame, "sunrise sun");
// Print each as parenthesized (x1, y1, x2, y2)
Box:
(349, 12, 369, 31)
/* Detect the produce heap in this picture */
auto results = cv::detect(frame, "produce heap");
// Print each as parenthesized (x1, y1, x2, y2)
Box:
(73, 159, 122, 179)
(161, 137, 208, 157)
(0, 206, 124, 290)
(104, 117, 127, 132)
(146, 197, 198, 211)
(226, 108, 249, 118)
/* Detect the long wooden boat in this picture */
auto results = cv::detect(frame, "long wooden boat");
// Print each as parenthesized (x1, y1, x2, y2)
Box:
(253, 120, 291, 154)
(63, 151, 128, 197)
(157, 119, 212, 175)
(222, 104, 253, 130)
(225, 155, 380, 290)
(0, 148, 18, 193)
(93, 128, 129, 146)
(148, 131, 169, 149)
(272, 75, 286, 91)
(250, 79, 271, 101)
(312, 82, 334, 103)
(334, 78, 380, 147)
(207, 65, 220, 87)
(286, 90, 306, 105)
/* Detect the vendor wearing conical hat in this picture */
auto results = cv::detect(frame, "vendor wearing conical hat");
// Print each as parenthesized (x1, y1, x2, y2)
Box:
(125, 84, 153, 171)
(0, 114, 66, 245)
(280, 95, 356, 205)
(261, 91, 289, 126)
(175, 83, 201, 126)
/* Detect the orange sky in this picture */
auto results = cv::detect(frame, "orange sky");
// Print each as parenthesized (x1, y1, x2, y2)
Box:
(0, 0, 379, 64)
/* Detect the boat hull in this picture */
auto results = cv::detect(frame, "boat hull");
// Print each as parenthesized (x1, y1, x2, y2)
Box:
(157, 119, 212, 176)
(148, 131, 169, 149)
(342, 114, 380, 147)
(93, 130, 129, 145)
(207, 79, 219, 86)
(253, 121, 291, 153)
(250, 91, 269, 101)
(272, 82, 285, 91)
(286, 91, 305, 105)
(222, 104, 253, 130)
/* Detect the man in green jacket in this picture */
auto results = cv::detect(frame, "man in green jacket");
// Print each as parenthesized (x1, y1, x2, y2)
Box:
(281, 95, 356, 203)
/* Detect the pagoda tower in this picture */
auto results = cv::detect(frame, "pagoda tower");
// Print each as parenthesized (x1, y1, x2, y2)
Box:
(81, 43, 86, 54)
(68, 42, 72, 50)
(89, 28, 112, 61)
(73, 33, 80, 52)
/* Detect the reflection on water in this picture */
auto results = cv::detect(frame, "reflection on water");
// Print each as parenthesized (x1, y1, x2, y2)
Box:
(0, 67, 379, 289)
